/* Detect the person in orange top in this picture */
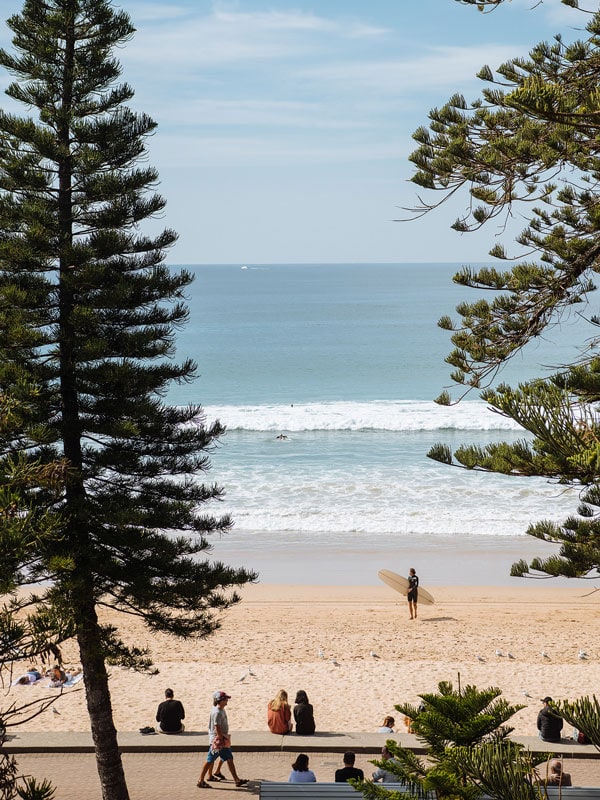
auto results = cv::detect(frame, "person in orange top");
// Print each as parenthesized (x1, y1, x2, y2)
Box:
(267, 689, 292, 734)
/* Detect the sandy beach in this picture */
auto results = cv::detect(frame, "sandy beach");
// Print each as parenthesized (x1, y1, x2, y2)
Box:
(5, 583, 600, 739)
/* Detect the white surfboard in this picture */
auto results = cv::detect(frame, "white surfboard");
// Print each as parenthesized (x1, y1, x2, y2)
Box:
(378, 569, 435, 605)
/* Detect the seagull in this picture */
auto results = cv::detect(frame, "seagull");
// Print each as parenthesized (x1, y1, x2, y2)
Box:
(495, 649, 504, 657)
(523, 690, 532, 698)
(52, 706, 61, 715)
(578, 650, 588, 660)
(476, 655, 486, 663)
(318, 649, 325, 659)
(330, 659, 341, 667)
(248, 666, 257, 676)
(507, 652, 515, 660)
(541, 651, 550, 660)
(237, 671, 248, 682)
(369, 651, 380, 659)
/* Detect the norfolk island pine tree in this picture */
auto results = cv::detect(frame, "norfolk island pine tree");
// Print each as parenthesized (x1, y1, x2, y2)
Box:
(0, 2, 257, 799)
(408, 2, 600, 581)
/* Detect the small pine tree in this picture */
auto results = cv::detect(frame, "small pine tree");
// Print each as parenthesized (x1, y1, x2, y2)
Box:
(355, 680, 530, 800)
(555, 696, 600, 751)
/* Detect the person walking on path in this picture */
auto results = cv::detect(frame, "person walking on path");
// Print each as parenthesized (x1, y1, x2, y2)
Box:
(197, 690, 248, 789)
(156, 688, 185, 734)
(407, 568, 419, 620)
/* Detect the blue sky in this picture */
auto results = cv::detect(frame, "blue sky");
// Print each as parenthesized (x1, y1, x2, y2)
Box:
(0, 0, 584, 264)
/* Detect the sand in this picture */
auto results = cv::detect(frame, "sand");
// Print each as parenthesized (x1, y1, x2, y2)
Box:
(5, 583, 600, 737)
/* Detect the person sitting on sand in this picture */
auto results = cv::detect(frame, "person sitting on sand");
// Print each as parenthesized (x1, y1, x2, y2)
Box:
(267, 688, 292, 734)
(47, 665, 67, 687)
(289, 753, 316, 783)
(16, 667, 42, 685)
(378, 715, 395, 733)
(293, 689, 315, 735)
(156, 687, 185, 734)
(335, 752, 364, 783)
(544, 758, 572, 787)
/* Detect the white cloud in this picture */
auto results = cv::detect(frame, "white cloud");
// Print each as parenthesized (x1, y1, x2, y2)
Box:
(297, 43, 527, 95)
(150, 133, 407, 168)
(509, 0, 583, 28)
(142, 98, 372, 130)
(123, 6, 387, 69)
(126, 2, 191, 23)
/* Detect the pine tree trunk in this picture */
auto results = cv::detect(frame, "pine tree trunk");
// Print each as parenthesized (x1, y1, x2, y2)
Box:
(76, 597, 130, 800)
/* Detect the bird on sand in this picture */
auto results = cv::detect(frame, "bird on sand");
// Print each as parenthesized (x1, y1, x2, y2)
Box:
(369, 651, 380, 659)
(541, 651, 550, 660)
(507, 652, 515, 660)
(476, 655, 486, 662)
(578, 650, 588, 660)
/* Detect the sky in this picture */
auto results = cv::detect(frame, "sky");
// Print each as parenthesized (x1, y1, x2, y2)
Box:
(0, 0, 586, 264)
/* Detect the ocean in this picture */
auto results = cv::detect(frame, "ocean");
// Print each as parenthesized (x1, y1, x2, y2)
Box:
(170, 263, 586, 586)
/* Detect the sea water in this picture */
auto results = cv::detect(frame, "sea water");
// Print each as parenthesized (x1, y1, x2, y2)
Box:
(169, 263, 588, 585)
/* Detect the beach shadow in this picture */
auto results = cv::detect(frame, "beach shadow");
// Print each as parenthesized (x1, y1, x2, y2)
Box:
(422, 616, 457, 622)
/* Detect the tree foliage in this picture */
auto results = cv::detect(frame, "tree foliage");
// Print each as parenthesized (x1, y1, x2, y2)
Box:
(554, 695, 600, 751)
(0, 2, 256, 799)
(355, 680, 532, 800)
(0, 389, 66, 800)
(410, 0, 600, 580)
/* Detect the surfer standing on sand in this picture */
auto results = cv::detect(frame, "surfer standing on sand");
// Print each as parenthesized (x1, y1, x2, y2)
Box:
(407, 568, 419, 620)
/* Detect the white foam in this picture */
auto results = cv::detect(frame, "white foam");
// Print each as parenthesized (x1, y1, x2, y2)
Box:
(203, 400, 522, 433)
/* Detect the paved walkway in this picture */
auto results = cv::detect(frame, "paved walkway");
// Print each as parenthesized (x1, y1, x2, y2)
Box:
(11, 750, 600, 800)
(4, 729, 599, 756)
(4, 732, 599, 800)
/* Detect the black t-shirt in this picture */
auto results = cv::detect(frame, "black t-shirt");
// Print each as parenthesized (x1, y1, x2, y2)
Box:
(335, 766, 364, 783)
(293, 702, 315, 735)
(156, 699, 185, 732)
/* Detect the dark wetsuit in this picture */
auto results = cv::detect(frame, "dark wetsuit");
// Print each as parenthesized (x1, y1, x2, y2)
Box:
(407, 574, 419, 602)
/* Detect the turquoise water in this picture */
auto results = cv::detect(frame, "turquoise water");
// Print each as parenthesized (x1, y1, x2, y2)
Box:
(169, 263, 587, 584)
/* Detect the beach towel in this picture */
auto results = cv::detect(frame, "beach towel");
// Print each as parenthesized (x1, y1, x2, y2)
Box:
(46, 673, 84, 689)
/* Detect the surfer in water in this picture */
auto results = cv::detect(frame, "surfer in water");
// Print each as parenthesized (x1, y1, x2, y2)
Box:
(407, 568, 419, 620)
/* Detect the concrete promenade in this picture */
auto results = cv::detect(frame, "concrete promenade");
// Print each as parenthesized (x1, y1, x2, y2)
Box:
(3, 731, 599, 800)
(4, 729, 600, 756)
